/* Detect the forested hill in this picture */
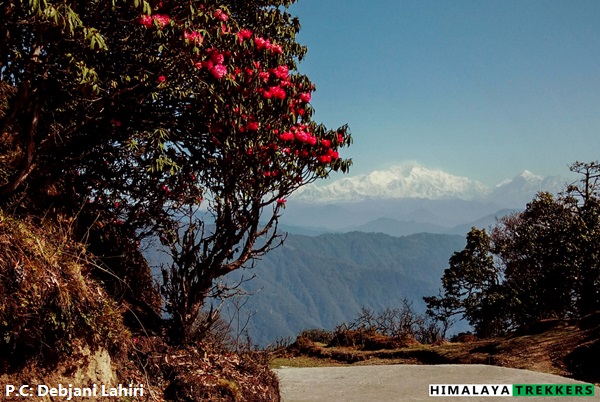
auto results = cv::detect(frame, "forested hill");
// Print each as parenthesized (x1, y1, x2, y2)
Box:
(221, 231, 466, 347)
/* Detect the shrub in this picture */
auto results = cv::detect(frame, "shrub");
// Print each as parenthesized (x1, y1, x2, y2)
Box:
(299, 329, 334, 344)
(0, 210, 129, 369)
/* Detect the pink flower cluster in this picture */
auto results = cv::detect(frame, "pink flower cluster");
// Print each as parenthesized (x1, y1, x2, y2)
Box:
(139, 14, 170, 29)
(214, 9, 229, 21)
(274, 123, 340, 164)
(246, 121, 259, 131)
(237, 29, 253, 43)
(254, 37, 283, 54)
(316, 148, 339, 164)
(299, 92, 311, 103)
(184, 30, 203, 44)
(279, 125, 317, 146)
(138, 6, 345, 169)
(211, 64, 227, 79)
(254, 64, 294, 100)
(260, 86, 286, 100)
(270, 65, 289, 80)
(195, 49, 228, 79)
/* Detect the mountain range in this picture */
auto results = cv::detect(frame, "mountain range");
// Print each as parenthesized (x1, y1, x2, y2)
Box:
(280, 165, 566, 234)
(220, 231, 467, 347)
(292, 164, 565, 206)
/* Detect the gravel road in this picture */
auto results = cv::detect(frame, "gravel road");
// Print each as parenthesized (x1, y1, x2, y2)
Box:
(275, 364, 599, 401)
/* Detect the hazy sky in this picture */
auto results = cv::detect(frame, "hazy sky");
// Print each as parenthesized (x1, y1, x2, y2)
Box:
(289, 0, 600, 185)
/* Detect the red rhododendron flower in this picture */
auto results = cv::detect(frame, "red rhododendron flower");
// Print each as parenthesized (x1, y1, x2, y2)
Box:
(294, 131, 309, 143)
(214, 9, 229, 21)
(184, 30, 203, 44)
(209, 51, 224, 64)
(271, 65, 289, 79)
(299, 92, 312, 103)
(254, 37, 270, 51)
(237, 29, 252, 43)
(269, 86, 286, 100)
(158, 75, 166, 82)
(337, 133, 344, 143)
(269, 43, 283, 54)
(259, 71, 270, 82)
(153, 14, 170, 29)
(139, 15, 153, 28)
(279, 132, 295, 141)
(317, 155, 331, 164)
(246, 122, 259, 131)
(321, 139, 331, 148)
(211, 64, 227, 79)
(277, 198, 287, 205)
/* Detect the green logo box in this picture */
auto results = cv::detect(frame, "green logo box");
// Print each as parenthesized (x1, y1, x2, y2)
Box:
(513, 384, 595, 397)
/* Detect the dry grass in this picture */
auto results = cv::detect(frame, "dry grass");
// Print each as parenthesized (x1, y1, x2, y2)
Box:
(118, 336, 280, 402)
(0, 210, 129, 370)
(0, 208, 280, 401)
(274, 314, 600, 386)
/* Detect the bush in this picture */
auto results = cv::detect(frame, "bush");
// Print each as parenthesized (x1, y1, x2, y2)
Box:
(330, 301, 445, 346)
(0, 211, 129, 369)
(299, 329, 334, 344)
(451, 332, 479, 343)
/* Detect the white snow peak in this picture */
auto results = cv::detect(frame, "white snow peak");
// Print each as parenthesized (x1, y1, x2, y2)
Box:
(292, 164, 565, 205)
(293, 164, 489, 203)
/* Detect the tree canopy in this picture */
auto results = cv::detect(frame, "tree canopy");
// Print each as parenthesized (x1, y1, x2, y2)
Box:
(426, 162, 600, 337)
(1, 0, 352, 343)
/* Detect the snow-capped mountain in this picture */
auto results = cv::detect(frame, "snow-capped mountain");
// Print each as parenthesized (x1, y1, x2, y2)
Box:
(490, 170, 566, 207)
(293, 164, 490, 203)
(291, 164, 565, 207)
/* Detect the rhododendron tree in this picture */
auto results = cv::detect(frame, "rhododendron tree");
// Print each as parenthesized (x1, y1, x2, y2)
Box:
(0, 0, 351, 343)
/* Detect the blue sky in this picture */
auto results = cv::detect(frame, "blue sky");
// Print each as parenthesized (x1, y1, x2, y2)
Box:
(289, 0, 600, 185)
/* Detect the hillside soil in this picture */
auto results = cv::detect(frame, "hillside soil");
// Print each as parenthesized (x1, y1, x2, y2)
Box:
(0, 211, 280, 401)
(271, 313, 600, 386)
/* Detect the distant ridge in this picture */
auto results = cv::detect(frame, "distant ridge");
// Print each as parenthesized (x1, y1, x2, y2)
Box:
(321, 209, 520, 238)
(221, 231, 467, 347)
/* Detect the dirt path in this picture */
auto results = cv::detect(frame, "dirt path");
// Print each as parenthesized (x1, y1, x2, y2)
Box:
(275, 364, 599, 401)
